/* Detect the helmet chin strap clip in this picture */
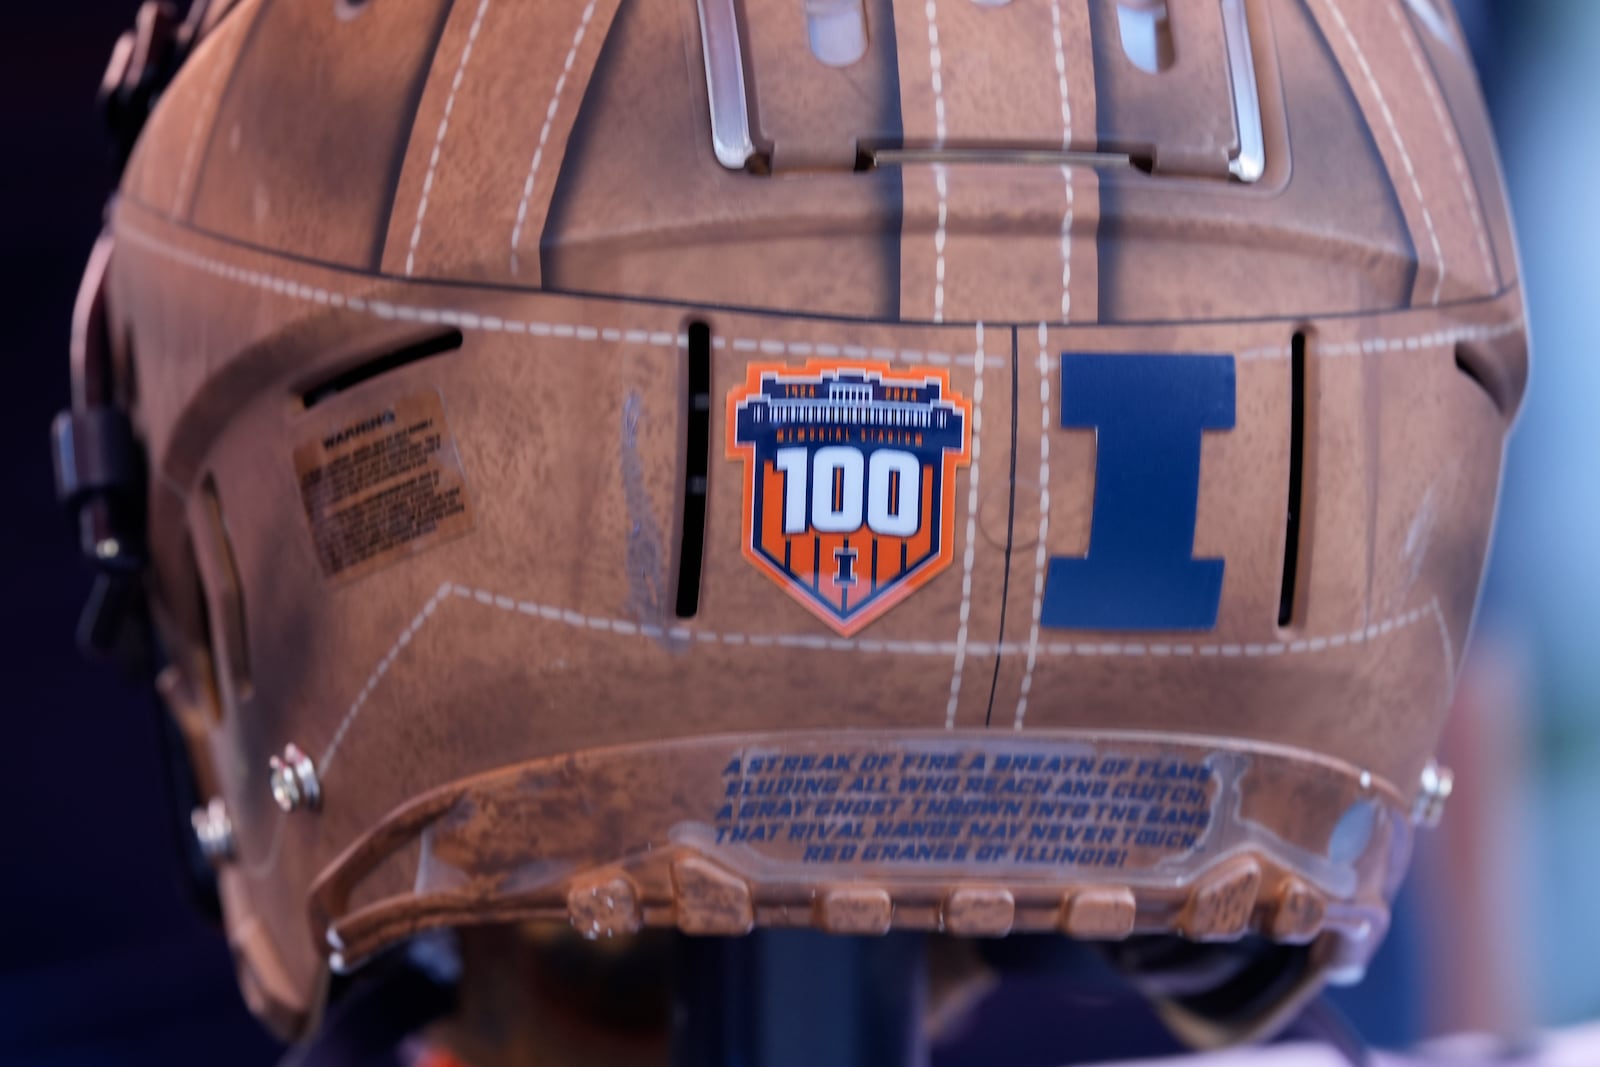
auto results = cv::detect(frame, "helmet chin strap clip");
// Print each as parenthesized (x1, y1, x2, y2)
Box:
(51, 228, 151, 675)
(51, 0, 230, 672)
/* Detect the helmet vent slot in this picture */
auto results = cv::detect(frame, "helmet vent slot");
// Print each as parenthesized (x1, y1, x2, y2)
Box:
(675, 321, 714, 619)
(1454, 341, 1513, 417)
(1277, 331, 1307, 628)
(300, 329, 463, 409)
(1116, 2, 1175, 75)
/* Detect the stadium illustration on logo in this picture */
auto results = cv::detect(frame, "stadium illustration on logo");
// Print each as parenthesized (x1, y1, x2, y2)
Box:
(727, 361, 973, 635)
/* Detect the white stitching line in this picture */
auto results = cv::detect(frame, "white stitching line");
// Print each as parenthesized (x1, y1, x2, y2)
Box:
(1041, 0, 1070, 717)
(345, 598, 1441, 695)
(509, 0, 598, 275)
(118, 224, 995, 368)
(1429, 596, 1457, 701)
(1195, 317, 1524, 366)
(925, 0, 947, 144)
(1388, 0, 1495, 292)
(171, 16, 238, 218)
(1048, 0, 1074, 323)
(945, 324, 984, 729)
(118, 223, 1523, 371)
(934, 165, 949, 323)
(314, 584, 1444, 783)
(319, 582, 452, 774)
(925, 0, 948, 322)
(1015, 324, 1053, 730)
(1319, 318, 1523, 355)
(1235, 342, 1293, 363)
(1038, 603, 1436, 657)
(405, 0, 494, 277)
(1325, 0, 1445, 305)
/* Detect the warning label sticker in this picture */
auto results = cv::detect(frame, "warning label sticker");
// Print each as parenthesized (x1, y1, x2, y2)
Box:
(295, 390, 473, 581)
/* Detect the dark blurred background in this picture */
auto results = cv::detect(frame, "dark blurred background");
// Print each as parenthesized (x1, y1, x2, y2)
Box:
(1, 1, 1593, 1064)
(0, 6, 285, 1066)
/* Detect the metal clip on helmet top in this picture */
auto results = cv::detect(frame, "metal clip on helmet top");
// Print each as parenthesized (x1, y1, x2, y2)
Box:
(99, 1, 219, 172)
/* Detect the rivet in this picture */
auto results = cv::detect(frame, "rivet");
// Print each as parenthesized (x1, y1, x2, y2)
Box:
(1413, 759, 1453, 828)
(190, 797, 234, 863)
(269, 743, 321, 813)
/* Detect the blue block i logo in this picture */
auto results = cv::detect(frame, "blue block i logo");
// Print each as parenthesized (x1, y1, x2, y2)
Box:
(1041, 353, 1236, 631)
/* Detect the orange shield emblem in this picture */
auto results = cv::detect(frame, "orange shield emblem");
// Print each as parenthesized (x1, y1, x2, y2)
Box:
(727, 361, 972, 635)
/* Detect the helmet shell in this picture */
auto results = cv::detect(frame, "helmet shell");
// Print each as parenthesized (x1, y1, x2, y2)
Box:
(109, 0, 1525, 1039)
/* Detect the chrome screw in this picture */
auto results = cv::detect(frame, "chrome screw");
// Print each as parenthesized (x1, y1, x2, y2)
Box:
(190, 797, 235, 862)
(1412, 759, 1454, 828)
(269, 743, 321, 813)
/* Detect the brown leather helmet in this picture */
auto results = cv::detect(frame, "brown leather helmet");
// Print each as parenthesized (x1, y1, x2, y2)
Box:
(55, 0, 1527, 1049)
